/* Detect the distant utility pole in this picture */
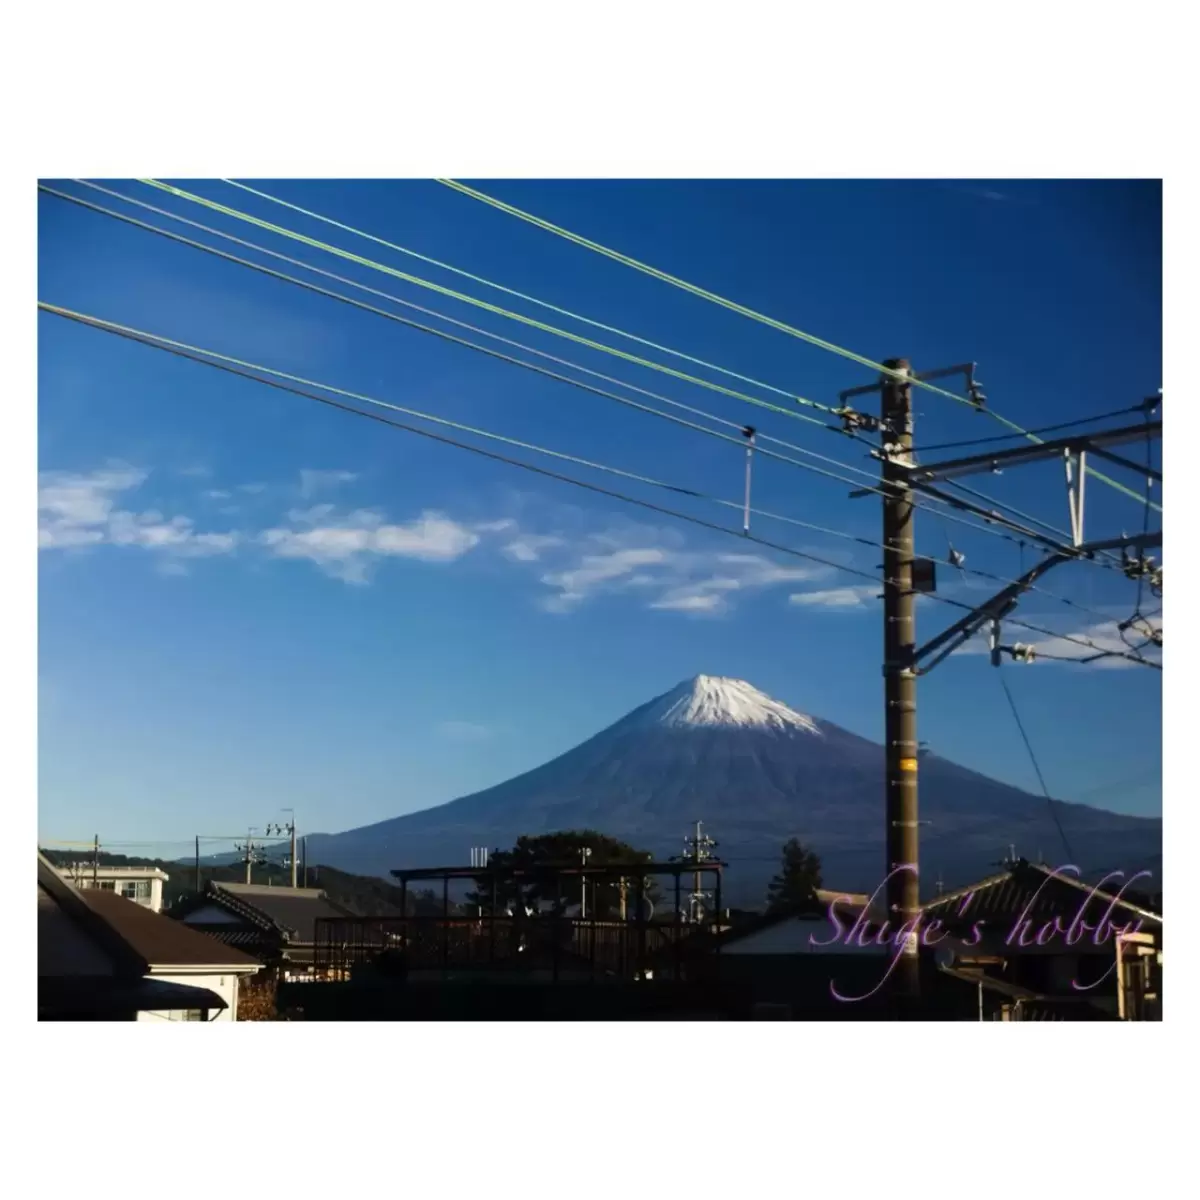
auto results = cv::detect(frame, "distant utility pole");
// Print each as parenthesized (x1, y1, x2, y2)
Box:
(92, 834, 100, 887)
(266, 810, 297, 888)
(682, 821, 717, 923)
(235, 828, 267, 885)
(195, 835, 201, 894)
(579, 846, 592, 919)
(836, 363, 1162, 1003)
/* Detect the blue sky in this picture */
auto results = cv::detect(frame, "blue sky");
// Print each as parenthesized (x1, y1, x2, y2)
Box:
(37, 178, 1162, 853)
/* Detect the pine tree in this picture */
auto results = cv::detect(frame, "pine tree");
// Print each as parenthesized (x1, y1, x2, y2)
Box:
(765, 838, 823, 913)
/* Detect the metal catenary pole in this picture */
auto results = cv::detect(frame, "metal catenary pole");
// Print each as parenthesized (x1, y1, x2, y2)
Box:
(881, 358, 921, 998)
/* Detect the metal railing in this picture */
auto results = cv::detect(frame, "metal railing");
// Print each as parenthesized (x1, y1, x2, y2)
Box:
(313, 913, 700, 983)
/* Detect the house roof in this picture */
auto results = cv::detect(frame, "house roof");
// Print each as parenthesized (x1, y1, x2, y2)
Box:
(922, 860, 1162, 930)
(37, 852, 235, 1016)
(180, 881, 356, 945)
(676, 889, 888, 957)
(80, 888, 261, 972)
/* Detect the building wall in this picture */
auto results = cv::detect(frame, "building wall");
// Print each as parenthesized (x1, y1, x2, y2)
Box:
(57, 869, 167, 913)
(137, 972, 242, 1022)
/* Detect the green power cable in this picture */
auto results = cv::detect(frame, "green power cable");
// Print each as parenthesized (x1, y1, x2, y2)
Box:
(52, 182, 1108, 573)
(436, 178, 1159, 512)
(221, 178, 838, 418)
(136, 179, 831, 432)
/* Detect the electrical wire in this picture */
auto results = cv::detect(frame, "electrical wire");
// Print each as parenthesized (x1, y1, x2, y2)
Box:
(45, 185, 881, 490)
(48, 183, 1130, 577)
(910, 404, 1149, 453)
(997, 671, 1075, 861)
(38, 300, 1135, 630)
(39, 300, 885, 587)
(38, 300, 1159, 669)
(136, 179, 840, 429)
(434, 177, 1158, 512)
(220, 177, 843, 417)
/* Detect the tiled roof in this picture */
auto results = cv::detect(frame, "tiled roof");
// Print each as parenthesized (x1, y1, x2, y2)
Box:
(922, 860, 1161, 930)
(81, 888, 261, 970)
(201, 882, 357, 945)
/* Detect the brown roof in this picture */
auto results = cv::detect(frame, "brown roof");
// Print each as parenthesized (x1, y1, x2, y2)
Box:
(922, 860, 1162, 930)
(80, 888, 261, 971)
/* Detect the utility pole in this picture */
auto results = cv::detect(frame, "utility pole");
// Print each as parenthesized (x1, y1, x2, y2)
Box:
(266, 811, 297, 887)
(92, 834, 100, 888)
(195, 835, 201, 894)
(838, 365, 1162, 1010)
(579, 846, 592, 919)
(880, 359, 920, 997)
(235, 829, 265, 885)
(682, 821, 717, 923)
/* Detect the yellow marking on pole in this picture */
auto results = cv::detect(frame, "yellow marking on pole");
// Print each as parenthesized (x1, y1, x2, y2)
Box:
(899, 758, 919, 772)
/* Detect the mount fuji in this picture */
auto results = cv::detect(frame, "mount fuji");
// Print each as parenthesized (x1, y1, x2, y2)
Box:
(302, 675, 1161, 903)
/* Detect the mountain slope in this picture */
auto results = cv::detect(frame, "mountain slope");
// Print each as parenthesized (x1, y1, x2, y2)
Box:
(303, 676, 1161, 902)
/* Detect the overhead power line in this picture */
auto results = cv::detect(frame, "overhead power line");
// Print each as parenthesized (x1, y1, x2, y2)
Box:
(435, 178, 1158, 512)
(49, 183, 1128, 575)
(136, 179, 838, 429)
(997, 672, 1074, 861)
(910, 404, 1151, 454)
(38, 300, 881, 585)
(38, 301, 1158, 671)
(31, 298, 1125, 625)
(45, 184, 877, 488)
(221, 178, 841, 417)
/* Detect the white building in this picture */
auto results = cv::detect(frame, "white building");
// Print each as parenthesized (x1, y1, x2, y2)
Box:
(54, 865, 169, 913)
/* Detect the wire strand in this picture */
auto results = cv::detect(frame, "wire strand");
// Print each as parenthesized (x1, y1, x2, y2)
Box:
(38, 301, 883, 586)
(997, 672, 1075, 861)
(52, 183, 1126, 574)
(221, 177, 842, 417)
(136, 179, 838, 430)
(435, 178, 1158, 512)
(36, 297, 1131, 628)
(38, 302, 1159, 671)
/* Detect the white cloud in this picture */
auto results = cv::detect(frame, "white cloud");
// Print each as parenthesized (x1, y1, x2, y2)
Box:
(204, 489, 232, 500)
(650, 589, 729, 614)
(436, 720, 492, 740)
(38, 465, 238, 561)
(260, 508, 481, 584)
(502, 534, 564, 563)
(299, 469, 358, 499)
(788, 584, 880, 610)
(529, 528, 846, 617)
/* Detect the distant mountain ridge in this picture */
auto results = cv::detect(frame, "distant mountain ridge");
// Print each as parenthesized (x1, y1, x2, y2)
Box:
(300, 675, 1162, 904)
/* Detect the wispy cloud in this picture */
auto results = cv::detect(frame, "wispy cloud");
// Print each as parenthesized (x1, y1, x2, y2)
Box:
(533, 527, 833, 617)
(299, 469, 358, 499)
(260, 508, 482, 584)
(436, 720, 492, 741)
(788, 584, 880, 610)
(38, 464, 238, 560)
(204, 489, 232, 500)
(502, 534, 564, 563)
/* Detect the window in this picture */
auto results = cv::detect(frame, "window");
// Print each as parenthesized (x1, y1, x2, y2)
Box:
(118, 880, 153, 902)
(97, 880, 116, 891)
(182, 1010, 205, 1021)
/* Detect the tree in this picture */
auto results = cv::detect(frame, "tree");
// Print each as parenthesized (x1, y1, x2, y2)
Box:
(465, 830, 659, 918)
(765, 839, 823, 913)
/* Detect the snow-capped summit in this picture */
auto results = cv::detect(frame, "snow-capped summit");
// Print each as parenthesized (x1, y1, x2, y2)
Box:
(636, 675, 823, 735)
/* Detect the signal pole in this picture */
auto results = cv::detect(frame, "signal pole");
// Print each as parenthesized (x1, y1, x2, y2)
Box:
(880, 359, 920, 997)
